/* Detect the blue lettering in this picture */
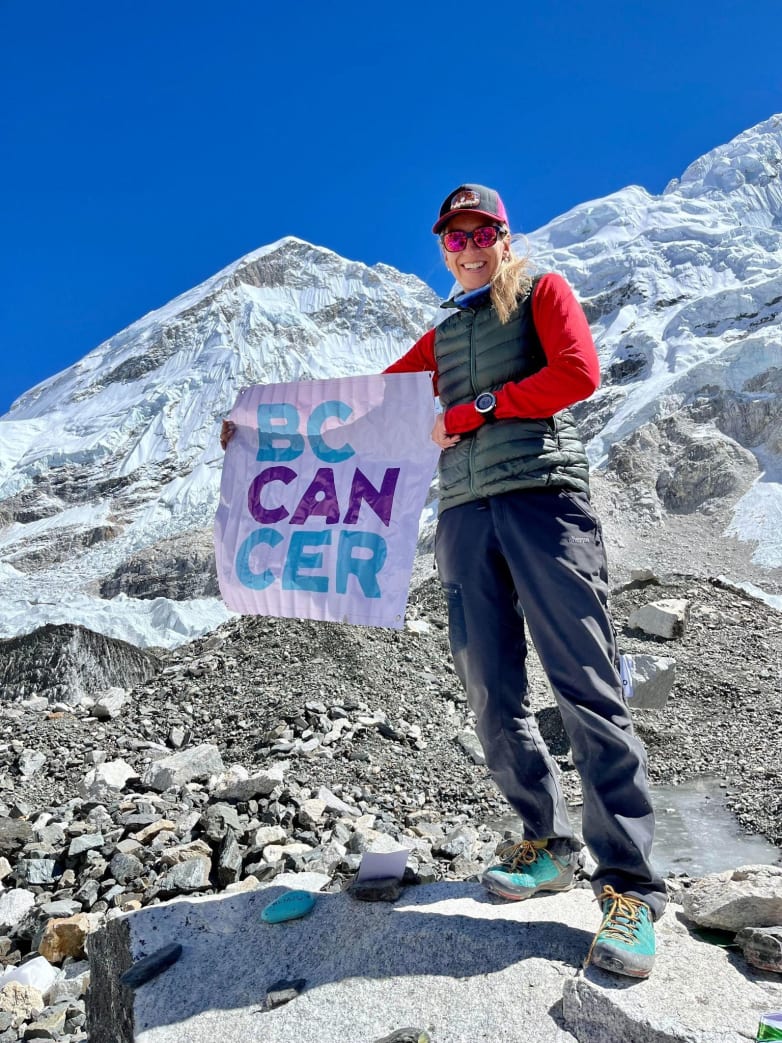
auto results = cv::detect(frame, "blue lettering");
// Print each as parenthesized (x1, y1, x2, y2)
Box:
(308, 400, 355, 463)
(282, 530, 332, 592)
(235, 528, 283, 590)
(336, 530, 386, 598)
(256, 403, 304, 462)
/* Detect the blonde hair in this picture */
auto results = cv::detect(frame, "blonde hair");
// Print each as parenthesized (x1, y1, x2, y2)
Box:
(490, 231, 534, 324)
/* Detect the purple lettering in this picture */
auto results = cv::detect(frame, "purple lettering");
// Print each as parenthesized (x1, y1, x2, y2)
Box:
(247, 466, 296, 524)
(343, 468, 400, 527)
(289, 468, 341, 525)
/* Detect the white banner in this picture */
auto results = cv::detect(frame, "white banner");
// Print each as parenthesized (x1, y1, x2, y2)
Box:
(214, 373, 439, 628)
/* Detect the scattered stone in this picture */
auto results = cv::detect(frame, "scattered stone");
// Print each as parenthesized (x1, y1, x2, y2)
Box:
(0, 820, 33, 857)
(211, 763, 285, 801)
(155, 858, 211, 897)
(735, 925, 782, 973)
(0, 571, 778, 1040)
(297, 798, 326, 828)
(628, 598, 689, 639)
(119, 943, 183, 990)
(67, 833, 103, 858)
(47, 961, 90, 1004)
(166, 725, 191, 749)
(681, 865, 782, 931)
(108, 852, 144, 885)
(142, 744, 224, 792)
(92, 687, 127, 720)
(22, 1000, 68, 1037)
(132, 819, 177, 844)
(14, 859, 57, 886)
(457, 729, 485, 765)
(38, 914, 98, 963)
(0, 889, 36, 929)
(621, 653, 676, 708)
(264, 978, 306, 1010)
(404, 620, 431, 634)
(316, 786, 360, 818)
(78, 760, 138, 801)
(0, 982, 43, 1022)
(349, 877, 403, 902)
(18, 751, 46, 777)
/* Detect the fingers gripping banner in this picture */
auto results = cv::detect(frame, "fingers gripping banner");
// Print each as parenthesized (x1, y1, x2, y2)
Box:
(214, 373, 439, 628)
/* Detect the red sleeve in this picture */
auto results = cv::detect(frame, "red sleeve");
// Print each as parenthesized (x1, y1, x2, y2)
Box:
(493, 272, 600, 419)
(383, 328, 439, 396)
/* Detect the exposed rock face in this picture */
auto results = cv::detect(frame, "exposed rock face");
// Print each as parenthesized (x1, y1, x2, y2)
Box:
(608, 412, 760, 515)
(0, 624, 160, 704)
(98, 530, 219, 600)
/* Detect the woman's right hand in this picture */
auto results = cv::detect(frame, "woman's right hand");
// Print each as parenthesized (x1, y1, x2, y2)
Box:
(220, 419, 237, 451)
(431, 413, 461, 450)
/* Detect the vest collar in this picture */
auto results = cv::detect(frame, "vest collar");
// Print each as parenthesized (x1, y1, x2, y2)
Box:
(441, 284, 492, 311)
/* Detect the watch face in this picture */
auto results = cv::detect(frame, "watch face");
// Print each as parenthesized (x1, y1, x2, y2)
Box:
(475, 392, 496, 414)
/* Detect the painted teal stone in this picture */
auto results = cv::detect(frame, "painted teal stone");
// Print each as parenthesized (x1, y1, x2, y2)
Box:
(261, 889, 316, 924)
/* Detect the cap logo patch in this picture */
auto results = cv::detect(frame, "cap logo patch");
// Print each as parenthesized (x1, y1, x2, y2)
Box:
(450, 189, 481, 210)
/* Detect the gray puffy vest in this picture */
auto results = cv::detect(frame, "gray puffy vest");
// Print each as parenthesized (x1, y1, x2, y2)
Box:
(435, 280, 591, 513)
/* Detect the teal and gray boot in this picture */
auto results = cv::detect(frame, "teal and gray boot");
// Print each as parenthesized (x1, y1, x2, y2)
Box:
(481, 838, 582, 901)
(587, 885, 656, 978)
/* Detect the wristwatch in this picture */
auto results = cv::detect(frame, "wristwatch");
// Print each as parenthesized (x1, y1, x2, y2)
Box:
(474, 391, 497, 416)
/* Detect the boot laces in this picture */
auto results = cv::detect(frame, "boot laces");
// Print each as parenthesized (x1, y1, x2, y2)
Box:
(497, 839, 545, 871)
(594, 885, 647, 943)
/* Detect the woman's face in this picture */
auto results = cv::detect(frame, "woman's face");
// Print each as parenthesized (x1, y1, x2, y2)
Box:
(442, 211, 510, 292)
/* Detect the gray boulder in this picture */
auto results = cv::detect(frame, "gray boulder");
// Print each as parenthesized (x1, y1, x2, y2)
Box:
(86, 879, 781, 1043)
(142, 745, 224, 792)
(628, 599, 689, 639)
(681, 864, 782, 931)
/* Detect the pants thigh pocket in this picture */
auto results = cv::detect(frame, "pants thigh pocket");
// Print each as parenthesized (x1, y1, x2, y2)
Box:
(440, 581, 467, 657)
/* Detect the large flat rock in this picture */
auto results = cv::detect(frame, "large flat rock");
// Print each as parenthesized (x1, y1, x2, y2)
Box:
(87, 878, 782, 1043)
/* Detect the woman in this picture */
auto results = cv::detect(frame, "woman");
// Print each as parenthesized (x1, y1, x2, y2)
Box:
(384, 184, 666, 978)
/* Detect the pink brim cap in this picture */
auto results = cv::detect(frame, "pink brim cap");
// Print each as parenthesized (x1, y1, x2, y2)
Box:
(433, 184, 508, 234)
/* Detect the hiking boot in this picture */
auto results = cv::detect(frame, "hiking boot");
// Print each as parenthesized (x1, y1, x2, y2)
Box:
(587, 885, 656, 978)
(481, 838, 582, 901)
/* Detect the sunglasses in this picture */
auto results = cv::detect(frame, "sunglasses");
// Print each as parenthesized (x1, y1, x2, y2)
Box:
(440, 224, 505, 253)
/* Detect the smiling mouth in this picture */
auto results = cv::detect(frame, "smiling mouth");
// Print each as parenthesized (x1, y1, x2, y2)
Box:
(462, 261, 485, 270)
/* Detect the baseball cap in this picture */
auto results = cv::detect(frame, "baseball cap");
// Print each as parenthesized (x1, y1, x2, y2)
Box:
(432, 184, 509, 234)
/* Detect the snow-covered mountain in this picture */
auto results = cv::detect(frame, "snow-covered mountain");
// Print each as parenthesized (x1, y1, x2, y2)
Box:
(0, 242, 441, 646)
(2, 116, 781, 648)
(528, 114, 782, 575)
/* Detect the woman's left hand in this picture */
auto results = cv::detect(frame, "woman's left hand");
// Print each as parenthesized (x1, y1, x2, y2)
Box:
(431, 413, 460, 450)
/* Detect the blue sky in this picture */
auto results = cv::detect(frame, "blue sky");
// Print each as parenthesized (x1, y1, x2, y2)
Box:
(2, 0, 781, 415)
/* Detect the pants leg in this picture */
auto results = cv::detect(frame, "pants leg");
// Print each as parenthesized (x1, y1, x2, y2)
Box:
(490, 488, 666, 918)
(437, 489, 667, 919)
(435, 498, 574, 842)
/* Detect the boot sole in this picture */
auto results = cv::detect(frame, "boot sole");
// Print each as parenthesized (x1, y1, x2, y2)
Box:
(589, 949, 653, 978)
(482, 875, 576, 902)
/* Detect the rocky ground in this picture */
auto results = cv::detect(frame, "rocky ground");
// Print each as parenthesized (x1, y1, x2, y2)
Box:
(0, 514, 781, 1039)
(3, 563, 781, 848)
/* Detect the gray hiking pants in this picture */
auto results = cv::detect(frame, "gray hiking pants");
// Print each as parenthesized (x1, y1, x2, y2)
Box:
(435, 488, 667, 919)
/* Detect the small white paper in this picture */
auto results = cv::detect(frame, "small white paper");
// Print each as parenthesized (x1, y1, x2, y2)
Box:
(356, 849, 409, 882)
(619, 653, 635, 700)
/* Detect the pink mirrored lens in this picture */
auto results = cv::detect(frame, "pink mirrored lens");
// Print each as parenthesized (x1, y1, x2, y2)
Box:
(472, 226, 499, 248)
(442, 231, 468, 252)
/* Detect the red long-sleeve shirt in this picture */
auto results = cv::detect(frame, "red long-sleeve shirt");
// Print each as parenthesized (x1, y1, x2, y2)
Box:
(384, 272, 600, 435)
